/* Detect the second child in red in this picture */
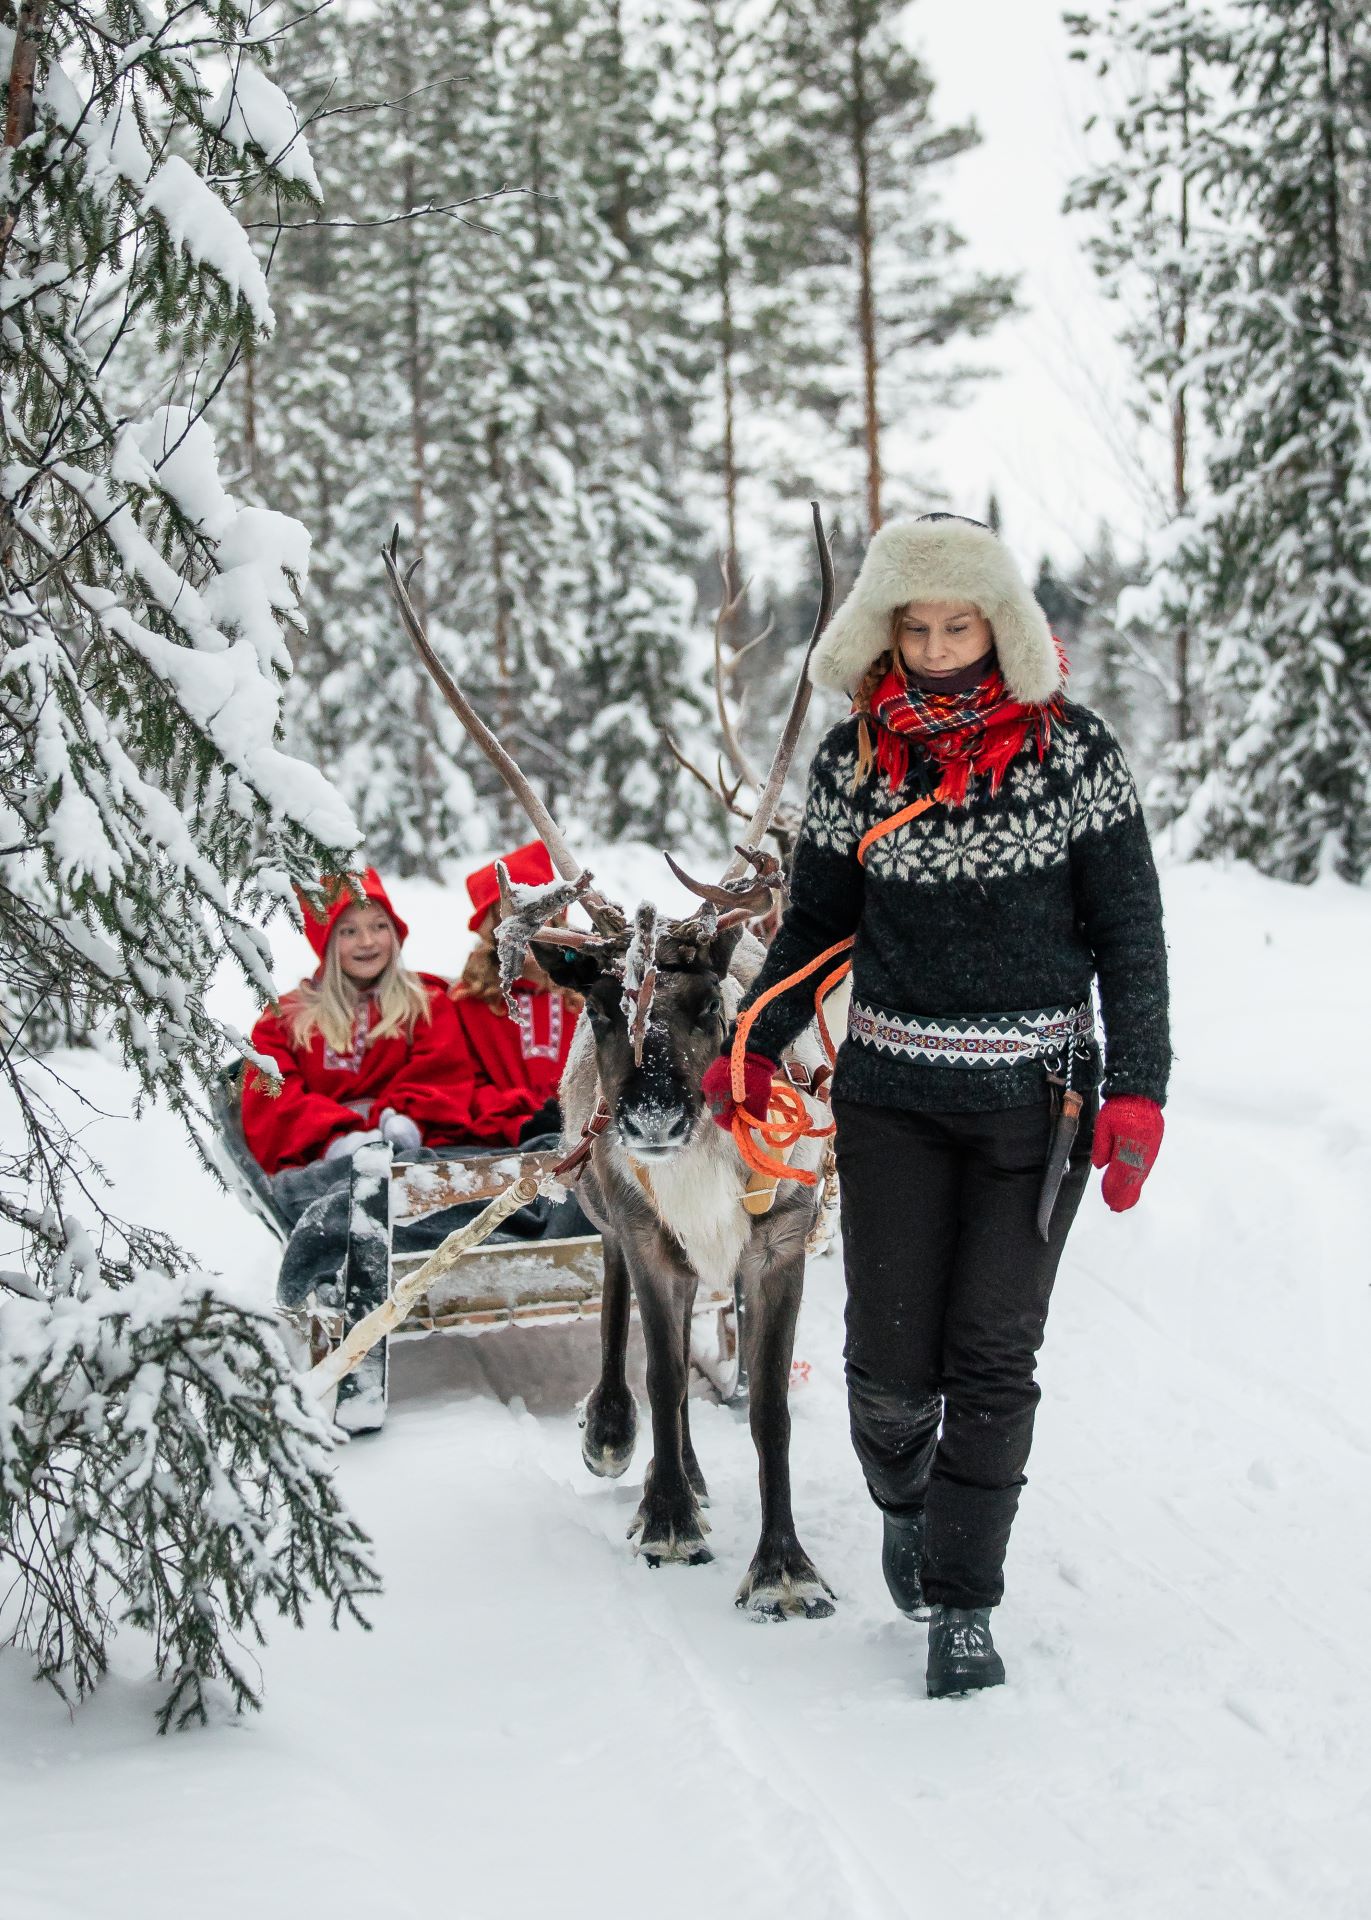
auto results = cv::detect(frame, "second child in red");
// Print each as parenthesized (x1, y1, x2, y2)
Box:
(449, 841, 579, 1148)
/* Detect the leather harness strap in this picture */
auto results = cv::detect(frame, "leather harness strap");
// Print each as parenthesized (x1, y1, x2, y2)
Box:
(727, 782, 948, 1190)
(855, 786, 943, 866)
(553, 787, 945, 1205)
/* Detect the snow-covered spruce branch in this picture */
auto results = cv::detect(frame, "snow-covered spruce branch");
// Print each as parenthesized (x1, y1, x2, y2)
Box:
(0, 1268, 379, 1732)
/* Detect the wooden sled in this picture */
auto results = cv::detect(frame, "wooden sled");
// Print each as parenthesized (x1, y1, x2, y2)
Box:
(209, 1066, 743, 1433)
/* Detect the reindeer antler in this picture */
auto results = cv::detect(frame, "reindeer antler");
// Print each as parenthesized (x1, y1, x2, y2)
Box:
(492, 863, 600, 1011)
(658, 555, 780, 831)
(622, 903, 661, 1066)
(711, 553, 772, 795)
(662, 505, 832, 918)
(721, 501, 834, 885)
(659, 730, 751, 823)
(662, 845, 783, 914)
(383, 530, 623, 937)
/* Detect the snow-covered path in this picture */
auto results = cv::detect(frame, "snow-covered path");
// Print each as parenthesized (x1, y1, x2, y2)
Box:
(4, 863, 1370, 1919)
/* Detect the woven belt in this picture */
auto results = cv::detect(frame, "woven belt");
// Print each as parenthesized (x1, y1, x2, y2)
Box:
(848, 999, 1095, 1068)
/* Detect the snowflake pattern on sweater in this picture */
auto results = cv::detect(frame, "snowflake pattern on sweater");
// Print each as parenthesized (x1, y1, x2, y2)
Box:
(804, 721, 1140, 883)
(739, 702, 1171, 1115)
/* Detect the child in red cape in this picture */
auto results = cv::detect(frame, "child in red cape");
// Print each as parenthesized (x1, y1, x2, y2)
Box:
(244, 868, 470, 1191)
(449, 840, 579, 1148)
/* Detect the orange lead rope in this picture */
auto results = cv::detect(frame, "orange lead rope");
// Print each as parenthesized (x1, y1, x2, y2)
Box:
(727, 786, 945, 1188)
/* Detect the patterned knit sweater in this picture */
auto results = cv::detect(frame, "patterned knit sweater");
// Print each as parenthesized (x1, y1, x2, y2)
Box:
(739, 701, 1171, 1113)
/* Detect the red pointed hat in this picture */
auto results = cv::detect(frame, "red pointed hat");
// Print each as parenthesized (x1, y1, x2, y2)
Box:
(298, 868, 410, 960)
(465, 839, 554, 933)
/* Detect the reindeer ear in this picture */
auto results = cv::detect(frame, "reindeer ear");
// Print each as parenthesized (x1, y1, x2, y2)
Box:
(707, 924, 744, 979)
(528, 937, 604, 992)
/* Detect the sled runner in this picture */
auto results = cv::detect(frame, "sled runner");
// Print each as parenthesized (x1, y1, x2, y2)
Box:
(209, 1065, 743, 1433)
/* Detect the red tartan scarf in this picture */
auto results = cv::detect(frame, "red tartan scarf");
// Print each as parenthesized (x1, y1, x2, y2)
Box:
(866, 658, 1065, 805)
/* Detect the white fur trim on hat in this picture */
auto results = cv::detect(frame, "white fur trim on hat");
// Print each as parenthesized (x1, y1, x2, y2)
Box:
(810, 516, 1062, 706)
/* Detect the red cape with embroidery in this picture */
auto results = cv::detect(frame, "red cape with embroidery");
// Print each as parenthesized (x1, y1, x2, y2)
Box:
(242, 973, 472, 1175)
(449, 981, 577, 1147)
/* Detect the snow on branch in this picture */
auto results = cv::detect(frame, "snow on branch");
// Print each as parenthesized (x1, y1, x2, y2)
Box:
(0, 1264, 379, 1732)
(207, 61, 322, 196)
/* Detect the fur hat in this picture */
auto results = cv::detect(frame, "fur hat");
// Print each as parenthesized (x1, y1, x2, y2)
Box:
(810, 514, 1062, 706)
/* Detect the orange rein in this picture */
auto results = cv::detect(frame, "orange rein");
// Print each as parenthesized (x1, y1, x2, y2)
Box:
(727, 787, 944, 1187)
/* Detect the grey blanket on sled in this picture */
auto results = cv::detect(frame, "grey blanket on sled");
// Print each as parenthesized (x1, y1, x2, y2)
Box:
(273, 1136, 593, 1309)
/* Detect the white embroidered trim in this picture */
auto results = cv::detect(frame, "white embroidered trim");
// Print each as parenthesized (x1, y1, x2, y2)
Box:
(513, 988, 564, 1062)
(848, 999, 1095, 1067)
(322, 994, 374, 1072)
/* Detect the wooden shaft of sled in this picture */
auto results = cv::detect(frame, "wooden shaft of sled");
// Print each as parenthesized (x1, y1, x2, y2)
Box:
(307, 1174, 545, 1397)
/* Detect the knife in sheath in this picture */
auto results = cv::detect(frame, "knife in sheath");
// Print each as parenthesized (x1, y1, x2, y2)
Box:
(1036, 1087, 1084, 1243)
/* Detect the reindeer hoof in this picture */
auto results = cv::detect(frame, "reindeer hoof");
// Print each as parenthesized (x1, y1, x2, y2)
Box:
(579, 1386, 639, 1479)
(735, 1543, 836, 1621)
(628, 1491, 712, 1566)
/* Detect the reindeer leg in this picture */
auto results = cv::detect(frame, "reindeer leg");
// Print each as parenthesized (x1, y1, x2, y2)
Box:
(735, 1243, 835, 1620)
(628, 1253, 711, 1566)
(678, 1283, 708, 1505)
(581, 1230, 639, 1478)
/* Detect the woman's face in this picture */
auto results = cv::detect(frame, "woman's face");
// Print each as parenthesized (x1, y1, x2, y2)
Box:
(331, 902, 396, 986)
(896, 600, 993, 678)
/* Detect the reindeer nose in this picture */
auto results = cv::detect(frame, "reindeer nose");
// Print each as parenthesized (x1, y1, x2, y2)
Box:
(618, 1105, 691, 1156)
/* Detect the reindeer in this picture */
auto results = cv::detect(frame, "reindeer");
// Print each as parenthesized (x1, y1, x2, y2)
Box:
(383, 511, 836, 1618)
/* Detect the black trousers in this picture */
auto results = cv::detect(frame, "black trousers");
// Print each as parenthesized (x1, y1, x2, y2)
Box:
(834, 1092, 1095, 1610)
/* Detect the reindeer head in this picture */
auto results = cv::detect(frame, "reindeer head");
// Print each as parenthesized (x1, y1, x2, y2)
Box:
(531, 917, 745, 1160)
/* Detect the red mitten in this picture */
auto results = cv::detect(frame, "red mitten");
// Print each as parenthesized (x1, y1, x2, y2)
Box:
(702, 1050, 774, 1131)
(1091, 1096, 1165, 1212)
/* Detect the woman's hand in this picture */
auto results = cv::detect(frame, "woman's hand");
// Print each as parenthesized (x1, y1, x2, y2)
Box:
(1091, 1097, 1164, 1211)
(702, 1051, 775, 1131)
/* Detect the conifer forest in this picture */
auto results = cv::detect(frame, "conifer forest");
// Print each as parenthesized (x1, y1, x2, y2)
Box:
(2, 2, 1369, 1915)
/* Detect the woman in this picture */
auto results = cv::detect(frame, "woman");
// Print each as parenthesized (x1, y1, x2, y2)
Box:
(704, 513, 1169, 1698)
(243, 868, 470, 1207)
(449, 839, 579, 1149)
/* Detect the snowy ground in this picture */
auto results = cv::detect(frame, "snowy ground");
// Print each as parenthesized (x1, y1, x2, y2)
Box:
(3, 856, 1371, 1920)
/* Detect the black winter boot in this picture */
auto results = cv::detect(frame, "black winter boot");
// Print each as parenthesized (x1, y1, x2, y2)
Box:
(926, 1606, 1005, 1698)
(881, 1510, 929, 1619)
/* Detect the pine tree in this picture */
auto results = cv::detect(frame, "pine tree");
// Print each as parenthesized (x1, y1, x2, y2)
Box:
(1069, 0, 1371, 880)
(239, 0, 488, 873)
(2, 0, 378, 1721)
(1175, 0, 1371, 880)
(747, 0, 1018, 534)
(257, 0, 706, 855)
(666, 0, 776, 637)
(1065, 1, 1225, 746)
